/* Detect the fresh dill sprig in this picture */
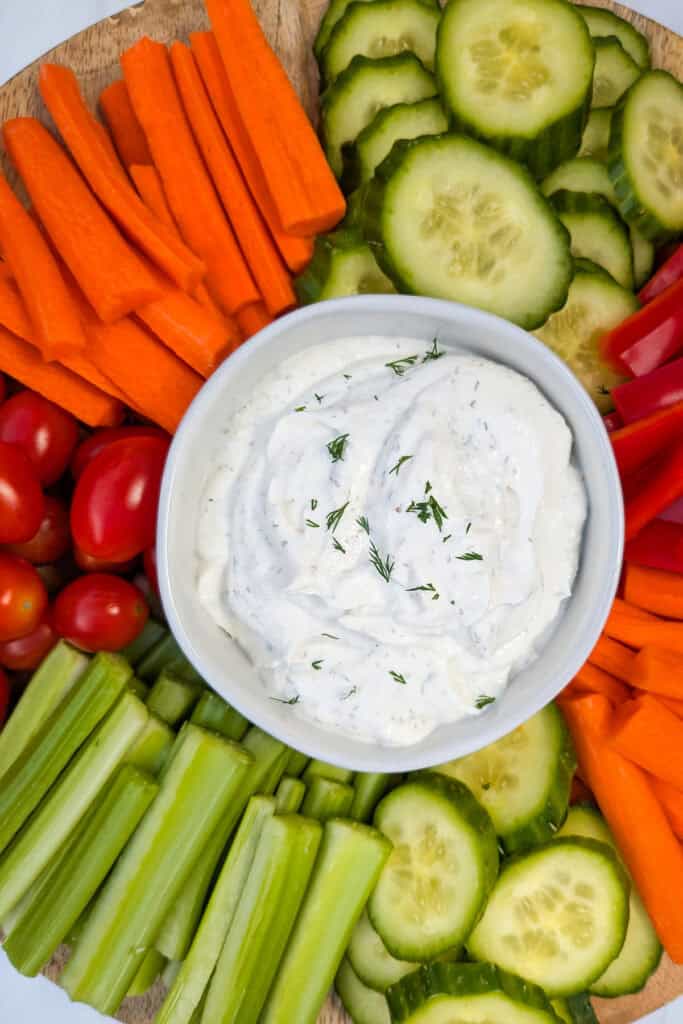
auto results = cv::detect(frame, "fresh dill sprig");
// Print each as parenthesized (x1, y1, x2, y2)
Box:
(385, 355, 418, 376)
(389, 454, 413, 476)
(389, 670, 407, 685)
(475, 695, 496, 709)
(294, 406, 306, 413)
(357, 515, 370, 535)
(311, 498, 318, 511)
(407, 491, 448, 532)
(312, 660, 324, 671)
(343, 373, 352, 381)
(305, 519, 320, 529)
(423, 337, 444, 362)
(271, 695, 300, 705)
(443, 534, 452, 543)
(369, 541, 394, 583)
(314, 393, 325, 404)
(466, 521, 472, 534)
(327, 433, 349, 463)
(326, 501, 349, 533)
(457, 551, 483, 561)
(321, 632, 339, 640)
(333, 537, 346, 553)
(425, 481, 432, 494)
(406, 582, 440, 600)
(341, 686, 358, 700)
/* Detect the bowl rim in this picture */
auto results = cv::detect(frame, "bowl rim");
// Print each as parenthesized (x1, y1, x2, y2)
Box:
(157, 294, 624, 771)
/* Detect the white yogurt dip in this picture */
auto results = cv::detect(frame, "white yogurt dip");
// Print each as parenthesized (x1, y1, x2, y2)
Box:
(197, 336, 587, 746)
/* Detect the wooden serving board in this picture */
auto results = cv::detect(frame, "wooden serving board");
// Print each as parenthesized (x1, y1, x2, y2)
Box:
(1, 1, 682, 1022)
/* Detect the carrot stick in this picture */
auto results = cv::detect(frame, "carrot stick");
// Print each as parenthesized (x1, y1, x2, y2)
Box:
(3, 118, 163, 323)
(628, 647, 683, 699)
(649, 775, 683, 839)
(567, 663, 631, 704)
(136, 288, 239, 378)
(610, 596, 659, 621)
(170, 42, 295, 318)
(237, 301, 273, 339)
(561, 693, 683, 962)
(588, 634, 636, 681)
(625, 563, 683, 620)
(190, 31, 314, 273)
(205, 0, 345, 236)
(39, 64, 204, 294)
(93, 119, 128, 181)
(121, 37, 258, 316)
(604, 604, 683, 654)
(0, 260, 12, 280)
(99, 79, 153, 169)
(661, 696, 683, 718)
(0, 172, 86, 361)
(610, 694, 683, 789)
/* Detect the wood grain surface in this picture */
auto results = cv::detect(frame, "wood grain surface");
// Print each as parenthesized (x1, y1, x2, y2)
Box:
(0, 2, 682, 1022)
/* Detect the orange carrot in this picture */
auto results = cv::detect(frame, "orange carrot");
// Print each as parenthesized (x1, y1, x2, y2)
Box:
(93, 119, 128, 181)
(649, 776, 683, 839)
(610, 693, 683, 789)
(205, 0, 345, 237)
(237, 302, 273, 340)
(0, 261, 11, 281)
(3, 118, 163, 323)
(662, 696, 683, 718)
(121, 37, 258, 316)
(604, 603, 683, 654)
(39, 64, 204, 294)
(566, 663, 631, 704)
(561, 693, 683, 962)
(0, 171, 86, 360)
(625, 563, 683, 619)
(190, 32, 314, 273)
(628, 647, 683, 699)
(170, 42, 295, 318)
(570, 776, 593, 804)
(610, 596, 659, 621)
(136, 288, 238, 378)
(99, 79, 153, 169)
(588, 634, 636, 681)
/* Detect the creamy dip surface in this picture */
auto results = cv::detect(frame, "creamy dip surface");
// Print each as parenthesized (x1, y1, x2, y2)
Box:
(197, 336, 587, 746)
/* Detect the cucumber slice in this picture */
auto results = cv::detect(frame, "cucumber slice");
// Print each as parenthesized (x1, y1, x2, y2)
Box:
(314, 0, 439, 60)
(575, 5, 650, 69)
(578, 108, 613, 160)
(467, 837, 630, 997)
(591, 37, 640, 110)
(345, 97, 448, 190)
(360, 133, 572, 329)
(608, 70, 683, 243)
(630, 227, 655, 289)
(557, 805, 662, 997)
(320, 0, 441, 82)
(550, 190, 634, 289)
(368, 772, 499, 961)
(434, 704, 575, 854)
(436, 0, 594, 178)
(295, 229, 395, 303)
(535, 260, 637, 413)
(542, 157, 617, 206)
(322, 53, 436, 177)
(348, 910, 417, 991)
(388, 961, 561, 1024)
(336, 958, 392, 1024)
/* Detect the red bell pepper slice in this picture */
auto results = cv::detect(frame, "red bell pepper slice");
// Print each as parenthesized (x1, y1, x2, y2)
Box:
(603, 410, 623, 433)
(639, 244, 683, 304)
(611, 401, 683, 477)
(624, 437, 683, 541)
(625, 519, 683, 573)
(660, 496, 683, 525)
(601, 278, 683, 377)
(612, 357, 683, 423)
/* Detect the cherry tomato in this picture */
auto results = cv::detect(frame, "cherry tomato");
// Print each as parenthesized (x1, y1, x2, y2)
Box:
(71, 436, 170, 562)
(73, 545, 137, 575)
(0, 392, 78, 485)
(0, 553, 48, 643)
(0, 441, 44, 544)
(71, 425, 168, 480)
(54, 574, 149, 652)
(0, 667, 9, 728)
(6, 496, 71, 564)
(0, 609, 58, 671)
(143, 546, 159, 597)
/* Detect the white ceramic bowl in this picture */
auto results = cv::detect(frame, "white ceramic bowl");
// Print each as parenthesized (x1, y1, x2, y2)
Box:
(157, 295, 624, 772)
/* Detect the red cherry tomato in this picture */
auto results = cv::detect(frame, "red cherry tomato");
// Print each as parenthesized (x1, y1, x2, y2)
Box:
(73, 545, 137, 575)
(0, 553, 48, 643)
(143, 546, 159, 597)
(71, 436, 170, 563)
(0, 441, 44, 544)
(0, 667, 9, 727)
(54, 574, 149, 652)
(6, 496, 71, 564)
(71, 425, 168, 480)
(0, 392, 78, 485)
(0, 609, 58, 670)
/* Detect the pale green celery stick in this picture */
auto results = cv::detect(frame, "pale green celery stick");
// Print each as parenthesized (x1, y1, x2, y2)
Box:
(190, 994, 206, 1024)
(127, 949, 167, 997)
(0, 691, 148, 920)
(121, 620, 167, 667)
(190, 692, 249, 741)
(162, 959, 182, 990)
(301, 776, 354, 821)
(126, 714, 175, 776)
(241, 728, 289, 794)
(147, 670, 201, 726)
(4, 764, 158, 976)
(156, 796, 275, 1024)
(0, 642, 88, 781)
(60, 726, 252, 1014)
(261, 819, 392, 1024)
(303, 759, 354, 785)
(202, 814, 322, 1024)
(138, 635, 202, 685)
(349, 773, 394, 823)
(285, 750, 310, 777)
(128, 678, 151, 702)
(0, 652, 132, 856)
(275, 776, 306, 814)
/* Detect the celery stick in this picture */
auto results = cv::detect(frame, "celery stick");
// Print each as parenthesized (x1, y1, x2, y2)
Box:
(203, 814, 322, 1024)
(350, 773, 394, 823)
(241, 728, 289, 794)
(163, 959, 182, 989)
(147, 670, 201, 726)
(301, 776, 354, 821)
(128, 677, 151, 701)
(190, 692, 249, 741)
(127, 949, 166, 997)
(125, 714, 174, 776)
(120, 619, 167, 667)
(156, 796, 275, 1024)
(286, 749, 310, 777)
(138, 634, 202, 685)
(261, 820, 392, 1024)
(0, 691, 148, 920)
(0, 642, 88, 781)
(0, 652, 132, 855)
(60, 726, 252, 1014)
(303, 759, 354, 785)
(275, 776, 306, 814)
(4, 764, 157, 976)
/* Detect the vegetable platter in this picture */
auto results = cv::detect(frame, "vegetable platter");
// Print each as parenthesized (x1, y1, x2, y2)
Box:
(0, 1, 682, 1024)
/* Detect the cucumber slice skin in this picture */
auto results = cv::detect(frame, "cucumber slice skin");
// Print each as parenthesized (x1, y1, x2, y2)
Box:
(591, 37, 641, 111)
(295, 229, 394, 304)
(314, 0, 439, 60)
(369, 772, 499, 962)
(575, 5, 650, 69)
(550, 189, 634, 290)
(542, 157, 617, 206)
(467, 837, 631, 998)
(630, 228, 655, 289)
(348, 910, 418, 992)
(336, 957, 392, 1024)
(579, 108, 613, 160)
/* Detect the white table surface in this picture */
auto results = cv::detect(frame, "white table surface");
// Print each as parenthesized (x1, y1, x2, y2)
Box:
(0, 2, 682, 1022)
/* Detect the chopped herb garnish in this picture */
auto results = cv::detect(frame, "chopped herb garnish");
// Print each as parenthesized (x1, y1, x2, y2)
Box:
(407, 492, 448, 532)
(424, 481, 432, 494)
(369, 541, 394, 583)
(423, 337, 444, 362)
(305, 519, 320, 529)
(475, 695, 496, 709)
(314, 393, 325, 404)
(357, 515, 370, 535)
(457, 551, 483, 561)
(341, 686, 358, 700)
(321, 633, 339, 640)
(294, 406, 306, 413)
(271, 695, 300, 705)
(327, 433, 349, 463)
(406, 582, 440, 600)
(466, 522, 472, 535)
(311, 498, 318, 511)
(443, 534, 452, 544)
(312, 660, 324, 671)
(385, 355, 418, 376)
(389, 454, 413, 476)
(343, 373, 352, 380)
(326, 501, 349, 533)
(332, 537, 346, 554)
(389, 670, 407, 685)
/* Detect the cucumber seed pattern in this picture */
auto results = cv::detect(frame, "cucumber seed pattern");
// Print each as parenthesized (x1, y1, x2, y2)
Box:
(503, 872, 596, 956)
(385, 821, 459, 927)
(469, 24, 550, 101)
(644, 106, 683, 195)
